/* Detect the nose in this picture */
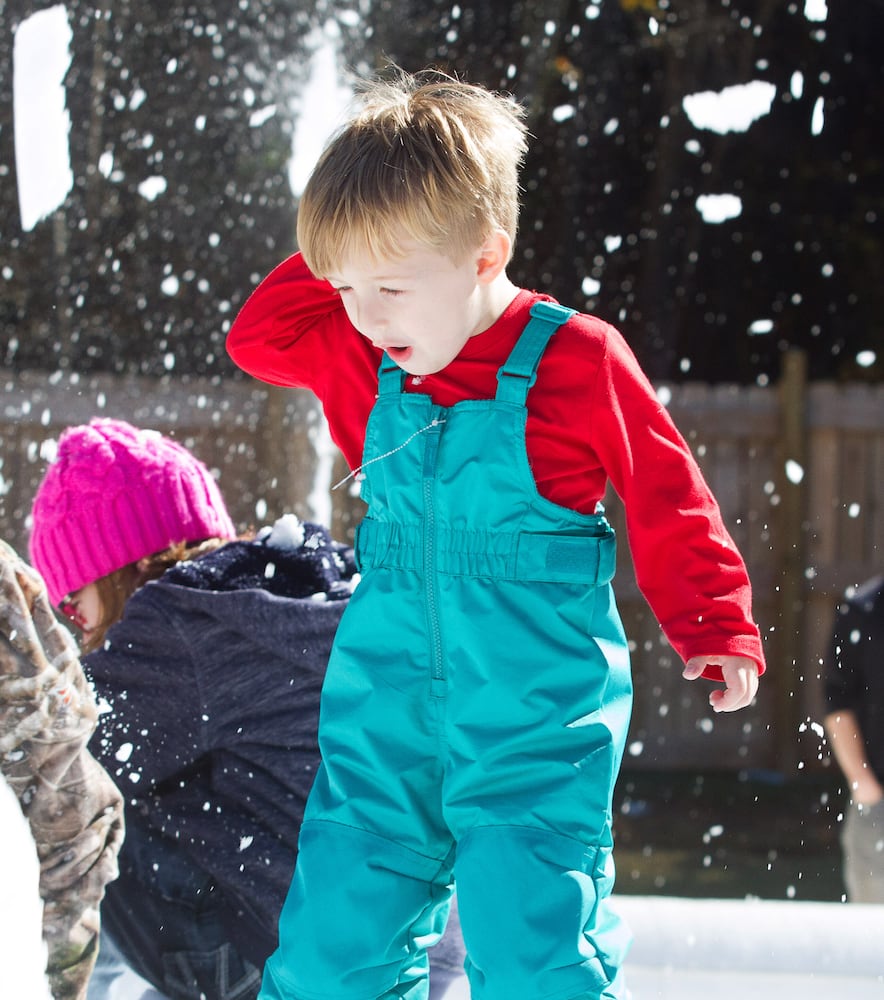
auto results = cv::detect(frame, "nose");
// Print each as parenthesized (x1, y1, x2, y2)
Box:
(348, 295, 387, 340)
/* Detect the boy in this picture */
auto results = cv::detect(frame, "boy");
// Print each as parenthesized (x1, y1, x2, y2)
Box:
(227, 69, 765, 1000)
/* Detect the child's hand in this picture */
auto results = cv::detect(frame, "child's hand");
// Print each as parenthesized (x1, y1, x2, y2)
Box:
(682, 655, 759, 713)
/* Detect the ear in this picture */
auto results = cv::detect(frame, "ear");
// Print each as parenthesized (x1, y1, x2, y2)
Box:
(475, 229, 511, 284)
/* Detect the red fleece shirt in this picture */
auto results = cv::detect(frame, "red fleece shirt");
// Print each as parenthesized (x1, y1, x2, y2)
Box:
(227, 252, 766, 677)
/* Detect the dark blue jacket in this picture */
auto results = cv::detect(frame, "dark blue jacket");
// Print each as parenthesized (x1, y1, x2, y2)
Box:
(84, 518, 355, 963)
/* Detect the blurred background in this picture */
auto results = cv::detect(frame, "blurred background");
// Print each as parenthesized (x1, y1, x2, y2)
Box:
(2, 0, 882, 904)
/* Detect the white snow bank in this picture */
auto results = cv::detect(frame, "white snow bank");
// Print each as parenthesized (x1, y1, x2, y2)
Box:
(433, 893, 884, 999)
(0, 771, 52, 999)
(612, 894, 884, 998)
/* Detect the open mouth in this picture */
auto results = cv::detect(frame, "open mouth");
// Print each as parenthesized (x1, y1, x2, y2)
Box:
(386, 345, 413, 363)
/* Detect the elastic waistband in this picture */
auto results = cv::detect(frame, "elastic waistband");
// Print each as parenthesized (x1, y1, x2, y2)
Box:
(355, 519, 616, 585)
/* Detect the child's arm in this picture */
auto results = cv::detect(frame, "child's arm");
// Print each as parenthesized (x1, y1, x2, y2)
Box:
(228, 252, 382, 467)
(227, 251, 348, 389)
(585, 324, 766, 680)
(682, 655, 759, 713)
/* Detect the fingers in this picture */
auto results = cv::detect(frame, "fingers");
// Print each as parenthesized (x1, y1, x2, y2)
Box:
(683, 655, 759, 713)
(708, 681, 752, 713)
(682, 657, 707, 681)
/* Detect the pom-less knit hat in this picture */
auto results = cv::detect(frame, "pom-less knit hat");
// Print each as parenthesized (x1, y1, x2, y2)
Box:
(29, 418, 237, 607)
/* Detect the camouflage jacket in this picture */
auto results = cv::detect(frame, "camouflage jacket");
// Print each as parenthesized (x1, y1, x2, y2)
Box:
(0, 540, 124, 1000)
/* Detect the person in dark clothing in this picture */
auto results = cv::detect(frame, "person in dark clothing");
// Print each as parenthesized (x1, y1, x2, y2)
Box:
(28, 419, 466, 1000)
(823, 574, 884, 903)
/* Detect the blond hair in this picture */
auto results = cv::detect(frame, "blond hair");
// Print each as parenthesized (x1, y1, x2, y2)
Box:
(296, 69, 529, 276)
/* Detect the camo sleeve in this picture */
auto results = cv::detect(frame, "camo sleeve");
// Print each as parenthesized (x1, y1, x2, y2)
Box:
(0, 539, 124, 1000)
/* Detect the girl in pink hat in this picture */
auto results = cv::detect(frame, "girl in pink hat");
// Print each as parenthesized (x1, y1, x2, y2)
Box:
(30, 418, 239, 652)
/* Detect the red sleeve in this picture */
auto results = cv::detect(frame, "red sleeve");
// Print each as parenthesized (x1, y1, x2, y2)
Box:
(226, 252, 346, 389)
(588, 326, 766, 678)
(226, 253, 381, 468)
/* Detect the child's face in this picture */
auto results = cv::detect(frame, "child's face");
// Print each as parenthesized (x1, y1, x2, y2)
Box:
(327, 241, 495, 376)
(60, 583, 102, 646)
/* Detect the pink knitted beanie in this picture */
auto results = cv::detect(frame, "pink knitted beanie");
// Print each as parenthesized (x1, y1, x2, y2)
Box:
(29, 418, 237, 607)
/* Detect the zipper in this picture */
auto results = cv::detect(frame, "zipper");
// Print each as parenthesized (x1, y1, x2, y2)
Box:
(421, 411, 446, 694)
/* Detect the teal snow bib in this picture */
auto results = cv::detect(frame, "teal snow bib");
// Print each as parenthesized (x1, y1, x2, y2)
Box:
(264, 302, 634, 1000)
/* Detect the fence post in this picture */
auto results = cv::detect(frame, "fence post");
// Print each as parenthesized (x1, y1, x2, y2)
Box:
(774, 349, 808, 773)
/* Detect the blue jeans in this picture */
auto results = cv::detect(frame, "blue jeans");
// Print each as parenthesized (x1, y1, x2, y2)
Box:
(98, 819, 262, 1000)
(94, 816, 468, 1000)
(88, 929, 170, 999)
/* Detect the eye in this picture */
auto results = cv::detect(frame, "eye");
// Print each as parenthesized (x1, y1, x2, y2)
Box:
(380, 287, 405, 297)
(330, 285, 352, 295)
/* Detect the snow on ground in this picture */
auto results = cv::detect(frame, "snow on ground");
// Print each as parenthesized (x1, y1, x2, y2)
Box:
(611, 893, 884, 999)
(0, 772, 53, 999)
(68, 891, 884, 999)
(431, 893, 884, 999)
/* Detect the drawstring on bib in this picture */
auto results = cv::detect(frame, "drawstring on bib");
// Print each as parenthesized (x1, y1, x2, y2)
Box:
(332, 418, 447, 490)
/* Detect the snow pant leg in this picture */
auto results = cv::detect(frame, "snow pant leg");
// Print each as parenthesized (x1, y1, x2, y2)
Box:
(436, 578, 633, 999)
(454, 824, 631, 1000)
(258, 573, 458, 999)
(260, 820, 455, 1000)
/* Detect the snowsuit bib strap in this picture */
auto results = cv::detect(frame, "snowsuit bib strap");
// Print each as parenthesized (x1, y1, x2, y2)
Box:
(377, 354, 408, 395)
(495, 300, 576, 404)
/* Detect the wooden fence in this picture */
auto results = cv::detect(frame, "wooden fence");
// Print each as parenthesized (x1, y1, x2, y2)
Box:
(2, 358, 882, 774)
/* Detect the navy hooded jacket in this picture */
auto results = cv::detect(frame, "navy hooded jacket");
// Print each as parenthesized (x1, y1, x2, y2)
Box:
(83, 517, 356, 963)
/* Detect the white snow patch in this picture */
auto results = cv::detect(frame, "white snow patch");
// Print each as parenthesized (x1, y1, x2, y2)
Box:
(0, 774, 52, 998)
(785, 459, 804, 484)
(307, 416, 337, 527)
(138, 176, 168, 201)
(250, 105, 277, 128)
(13, 5, 74, 231)
(695, 194, 742, 223)
(683, 81, 777, 134)
(265, 514, 307, 551)
(288, 21, 354, 198)
(811, 96, 825, 135)
(98, 151, 115, 178)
